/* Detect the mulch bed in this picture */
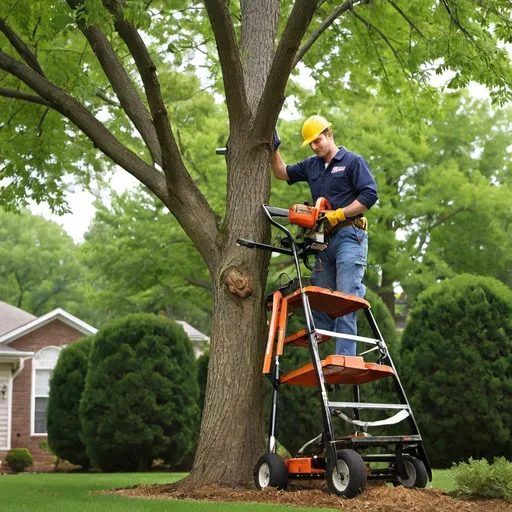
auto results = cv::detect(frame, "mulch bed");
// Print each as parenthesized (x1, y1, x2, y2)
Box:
(111, 481, 512, 512)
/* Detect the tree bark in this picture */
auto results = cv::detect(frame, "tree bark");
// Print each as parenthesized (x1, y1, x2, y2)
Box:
(186, 145, 272, 487)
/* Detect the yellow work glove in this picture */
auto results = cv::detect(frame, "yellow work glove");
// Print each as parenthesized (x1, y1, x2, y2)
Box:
(324, 208, 346, 228)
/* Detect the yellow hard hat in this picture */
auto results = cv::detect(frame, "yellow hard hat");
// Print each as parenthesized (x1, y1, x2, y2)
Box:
(301, 115, 331, 148)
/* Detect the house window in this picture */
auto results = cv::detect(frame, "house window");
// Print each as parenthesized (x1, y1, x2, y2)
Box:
(32, 347, 61, 435)
(34, 369, 52, 434)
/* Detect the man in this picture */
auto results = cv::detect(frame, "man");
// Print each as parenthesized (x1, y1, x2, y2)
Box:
(271, 115, 378, 356)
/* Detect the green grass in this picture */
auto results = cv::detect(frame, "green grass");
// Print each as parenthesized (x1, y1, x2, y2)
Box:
(430, 469, 454, 490)
(0, 472, 335, 512)
(0, 469, 455, 512)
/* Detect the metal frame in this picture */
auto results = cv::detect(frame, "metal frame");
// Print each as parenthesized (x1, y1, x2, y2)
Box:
(238, 204, 432, 484)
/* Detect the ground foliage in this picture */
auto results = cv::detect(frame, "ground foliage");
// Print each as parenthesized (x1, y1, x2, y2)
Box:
(400, 274, 512, 467)
(47, 335, 93, 469)
(79, 313, 200, 471)
(451, 457, 512, 502)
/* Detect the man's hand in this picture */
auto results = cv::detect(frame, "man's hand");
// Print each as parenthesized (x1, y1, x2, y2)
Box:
(273, 128, 281, 152)
(324, 208, 346, 228)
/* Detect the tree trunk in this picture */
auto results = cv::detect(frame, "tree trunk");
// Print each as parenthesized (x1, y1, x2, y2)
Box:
(186, 147, 272, 487)
(380, 269, 396, 319)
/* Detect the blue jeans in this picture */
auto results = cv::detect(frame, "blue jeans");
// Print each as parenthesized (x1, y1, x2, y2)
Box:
(310, 225, 368, 356)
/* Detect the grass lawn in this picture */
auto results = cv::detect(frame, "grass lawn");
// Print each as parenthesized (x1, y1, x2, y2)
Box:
(0, 469, 454, 512)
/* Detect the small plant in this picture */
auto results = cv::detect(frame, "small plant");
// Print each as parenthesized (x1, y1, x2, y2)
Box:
(6, 448, 34, 473)
(450, 457, 512, 502)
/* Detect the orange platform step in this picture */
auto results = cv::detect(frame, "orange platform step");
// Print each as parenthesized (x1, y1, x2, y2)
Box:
(284, 328, 332, 348)
(284, 286, 370, 318)
(280, 355, 395, 387)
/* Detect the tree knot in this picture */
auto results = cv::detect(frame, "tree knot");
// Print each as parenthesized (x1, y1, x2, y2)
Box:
(225, 268, 252, 298)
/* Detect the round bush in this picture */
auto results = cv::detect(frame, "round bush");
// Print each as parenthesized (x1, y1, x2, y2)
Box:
(79, 314, 200, 471)
(47, 336, 93, 469)
(400, 274, 512, 467)
(6, 448, 33, 473)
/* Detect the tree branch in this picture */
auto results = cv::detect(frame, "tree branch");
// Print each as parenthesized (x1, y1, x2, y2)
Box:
(66, 0, 162, 166)
(100, 2, 221, 268)
(0, 17, 46, 77)
(0, 86, 51, 106)
(386, 0, 427, 40)
(203, 0, 249, 126)
(293, 0, 365, 68)
(103, 0, 182, 178)
(252, 0, 319, 141)
(0, 50, 168, 204)
(185, 278, 212, 291)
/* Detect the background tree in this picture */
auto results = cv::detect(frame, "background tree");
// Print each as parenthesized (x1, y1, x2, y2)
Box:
(47, 336, 93, 469)
(1, 0, 511, 486)
(0, 208, 86, 315)
(79, 190, 212, 331)
(80, 313, 200, 471)
(400, 274, 512, 467)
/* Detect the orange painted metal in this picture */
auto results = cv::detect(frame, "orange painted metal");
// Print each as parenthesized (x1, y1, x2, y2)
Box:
(286, 458, 325, 475)
(263, 291, 282, 374)
(280, 355, 395, 387)
(276, 298, 289, 356)
(285, 286, 369, 318)
(284, 328, 332, 348)
(288, 197, 332, 229)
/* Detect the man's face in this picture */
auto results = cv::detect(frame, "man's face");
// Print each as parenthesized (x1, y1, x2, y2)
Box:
(310, 133, 331, 157)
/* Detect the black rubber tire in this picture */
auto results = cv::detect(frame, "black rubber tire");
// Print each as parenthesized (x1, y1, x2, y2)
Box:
(326, 449, 367, 498)
(253, 453, 288, 490)
(393, 455, 428, 489)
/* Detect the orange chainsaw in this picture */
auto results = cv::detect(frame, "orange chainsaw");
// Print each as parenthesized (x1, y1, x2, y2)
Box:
(287, 197, 332, 249)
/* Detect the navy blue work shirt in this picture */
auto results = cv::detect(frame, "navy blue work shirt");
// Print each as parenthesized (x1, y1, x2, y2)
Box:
(286, 147, 378, 212)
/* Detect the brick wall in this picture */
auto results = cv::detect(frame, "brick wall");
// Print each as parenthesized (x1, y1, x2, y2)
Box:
(1, 320, 86, 471)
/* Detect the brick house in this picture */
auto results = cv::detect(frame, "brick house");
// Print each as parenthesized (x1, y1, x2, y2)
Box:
(0, 302, 210, 471)
(0, 301, 97, 470)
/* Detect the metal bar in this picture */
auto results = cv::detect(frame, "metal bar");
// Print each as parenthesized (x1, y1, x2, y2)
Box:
(315, 329, 382, 345)
(363, 308, 432, 480)
(263, 291, 282, 374)
(358, 346, 379, 356)
(236, 239, 293, 256)
(329, 401, 410, 410)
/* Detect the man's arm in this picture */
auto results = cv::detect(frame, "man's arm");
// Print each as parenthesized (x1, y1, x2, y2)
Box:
(339, 200, 367, 218)
(271, 150, 289, 181)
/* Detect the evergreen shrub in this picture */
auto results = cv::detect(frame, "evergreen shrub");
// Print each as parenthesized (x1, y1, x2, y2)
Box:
(80, 314, 200, 471)
(401, 274, 512, 467)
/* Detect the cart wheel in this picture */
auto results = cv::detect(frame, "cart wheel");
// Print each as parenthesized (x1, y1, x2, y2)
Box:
(326, 449, 367, 498)
(393, 455, 428, 488)
(253, 453, 288, 490)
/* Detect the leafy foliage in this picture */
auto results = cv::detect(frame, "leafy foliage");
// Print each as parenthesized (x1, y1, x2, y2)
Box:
(47, 336, 93, 469)
(450, 457, 512, 502)
(78, 190, 212, 331)
(5, 448, 33, 473)
(0, 208, 86, 316)
(79, 313, 200, 471)
(401, 274, 512, 467)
